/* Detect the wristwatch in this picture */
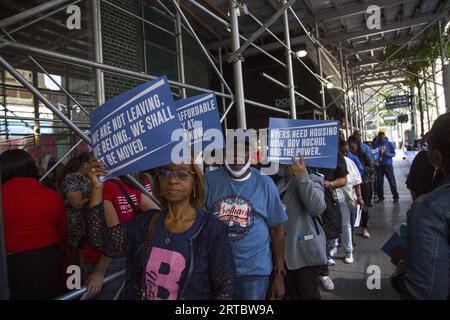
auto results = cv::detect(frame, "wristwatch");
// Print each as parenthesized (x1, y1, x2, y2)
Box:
(272, 268, 287, 277)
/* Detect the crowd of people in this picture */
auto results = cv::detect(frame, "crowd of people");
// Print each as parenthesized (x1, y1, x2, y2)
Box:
(1, 113, 449, 300)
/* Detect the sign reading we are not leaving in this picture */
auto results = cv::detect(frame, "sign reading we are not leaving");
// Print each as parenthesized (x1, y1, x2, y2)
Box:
(89, 76, 181, 180)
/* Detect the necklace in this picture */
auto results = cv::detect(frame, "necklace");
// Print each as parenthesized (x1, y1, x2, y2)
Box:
(163, 221, 172, 244)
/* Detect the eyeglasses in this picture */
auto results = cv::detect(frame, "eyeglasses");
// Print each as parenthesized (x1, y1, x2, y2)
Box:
(158, 169, 195, 180)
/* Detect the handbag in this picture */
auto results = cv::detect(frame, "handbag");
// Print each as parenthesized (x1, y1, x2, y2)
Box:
(138, 211, 161, 300)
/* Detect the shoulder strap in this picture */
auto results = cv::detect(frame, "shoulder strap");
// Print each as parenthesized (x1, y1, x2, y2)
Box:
(139, 211, 161, 300)
(108, 179, 138, 215)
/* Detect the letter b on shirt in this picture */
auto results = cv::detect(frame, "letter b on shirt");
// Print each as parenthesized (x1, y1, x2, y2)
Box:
(147, 248, 186, 300)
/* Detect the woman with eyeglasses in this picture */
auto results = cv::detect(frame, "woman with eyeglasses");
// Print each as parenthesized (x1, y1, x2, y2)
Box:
(83, 159, 236, 300)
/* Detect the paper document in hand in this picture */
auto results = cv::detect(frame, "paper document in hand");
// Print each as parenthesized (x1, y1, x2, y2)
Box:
(353, 204, 362, 227)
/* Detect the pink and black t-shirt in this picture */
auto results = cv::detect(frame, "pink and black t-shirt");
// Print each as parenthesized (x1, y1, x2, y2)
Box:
(145, 210, 204, 300)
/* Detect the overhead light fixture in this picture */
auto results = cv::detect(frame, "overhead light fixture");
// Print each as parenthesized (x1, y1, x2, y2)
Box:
(296, 50, 308, 58)
(326, 82, 334, 89)
(295, 44, 307, 58)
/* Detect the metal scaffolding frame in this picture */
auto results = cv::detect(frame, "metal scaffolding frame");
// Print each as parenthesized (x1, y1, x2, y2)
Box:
(0, 0, 448, 299)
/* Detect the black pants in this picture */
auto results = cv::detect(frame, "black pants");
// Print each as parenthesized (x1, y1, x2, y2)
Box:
(376, 164, 399, 199)
(285, 266, 322, 300)
(361, 182, 371, 228)
(7, 244, 64, 300)
(367, 181, 374, 204)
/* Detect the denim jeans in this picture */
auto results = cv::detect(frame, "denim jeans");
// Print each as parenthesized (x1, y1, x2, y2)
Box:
(376, 164, 399, 199)
(234, 275, 270, 300)
(339, 200, 353, 254)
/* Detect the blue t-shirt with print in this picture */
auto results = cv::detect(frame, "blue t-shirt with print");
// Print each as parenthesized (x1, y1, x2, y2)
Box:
(204, 167, 288, 277)
(144, 210, 204, 300)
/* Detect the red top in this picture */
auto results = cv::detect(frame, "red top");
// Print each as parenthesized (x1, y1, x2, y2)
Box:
(143, 175, 153, 194)
(103, 179, 143, 224)
(2, 177, 67, 254)
(82, 178, 149, 264)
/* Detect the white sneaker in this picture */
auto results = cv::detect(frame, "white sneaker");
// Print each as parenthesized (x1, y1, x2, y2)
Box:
(319, 276, 334, 291)
(362, 228, 370, 238)
(344, 252, 354, 264)
(329, 247, 337, 257)
(328, 258, 336, 266)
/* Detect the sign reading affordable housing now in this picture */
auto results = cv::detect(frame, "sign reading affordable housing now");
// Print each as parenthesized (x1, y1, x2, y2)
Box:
(268, 118, 340, 169)
(89, 76, 182, 179)
(175, 92, 223, 150)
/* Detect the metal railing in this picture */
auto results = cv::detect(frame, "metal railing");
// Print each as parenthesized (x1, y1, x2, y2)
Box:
(55, 269, 125, 300)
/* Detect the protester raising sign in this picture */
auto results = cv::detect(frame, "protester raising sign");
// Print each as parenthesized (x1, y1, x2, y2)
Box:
(89, 76, 182, 179)
(268, 118, 340, 169)
(174, 92, 223, 149)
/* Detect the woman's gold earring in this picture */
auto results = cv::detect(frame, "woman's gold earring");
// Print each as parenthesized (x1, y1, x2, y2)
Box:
(193, 187, 196, 198)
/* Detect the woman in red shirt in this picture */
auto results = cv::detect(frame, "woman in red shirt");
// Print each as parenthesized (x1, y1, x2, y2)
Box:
(1, 149, 67, 299)
(84, 175, 158, 299)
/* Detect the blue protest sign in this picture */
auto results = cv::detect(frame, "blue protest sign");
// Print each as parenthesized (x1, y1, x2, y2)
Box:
(268, 118, 340, 169)
(175, 93, 223, 149)
(90, 76, 182, 179)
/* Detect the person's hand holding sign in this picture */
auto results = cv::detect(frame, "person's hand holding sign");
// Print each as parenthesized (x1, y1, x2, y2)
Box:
(290, 154, 307, 177)
(87, 158, 109, 208)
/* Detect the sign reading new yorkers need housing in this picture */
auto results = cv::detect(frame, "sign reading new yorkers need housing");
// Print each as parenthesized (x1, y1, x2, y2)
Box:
(268, 118, 340, 169)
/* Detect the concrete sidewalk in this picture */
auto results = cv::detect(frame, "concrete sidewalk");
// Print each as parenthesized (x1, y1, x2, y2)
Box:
(321, 150, 412, 300)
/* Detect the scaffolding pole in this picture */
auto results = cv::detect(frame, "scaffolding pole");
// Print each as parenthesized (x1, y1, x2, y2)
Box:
(175, 0, 187, 99)
(2, 30, 89, 115)
(8, 0, 82, 35)
(218, 48, 228, 130)
(227, 0, 297, 63)
(170, 0, 233, 96)
(93, 0, 105, 105)
(260, 72, 321, 111)
(229, 0, 246, 129)
(0, 0, 73, 29)
(2, 39, 289, 116)
(283, 0, 296, 119)
(0, 171, 9, 299)
(315, 23, 326, 119)
(339, 43, 349, 137)
(0, 55, 161, 207)
(39, 139, 84, 182)
(188, 0, 286, 68)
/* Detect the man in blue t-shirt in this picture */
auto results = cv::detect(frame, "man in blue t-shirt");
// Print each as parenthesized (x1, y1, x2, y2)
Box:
(373, 131, 399, 202)
(204, 139, 288, 300)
